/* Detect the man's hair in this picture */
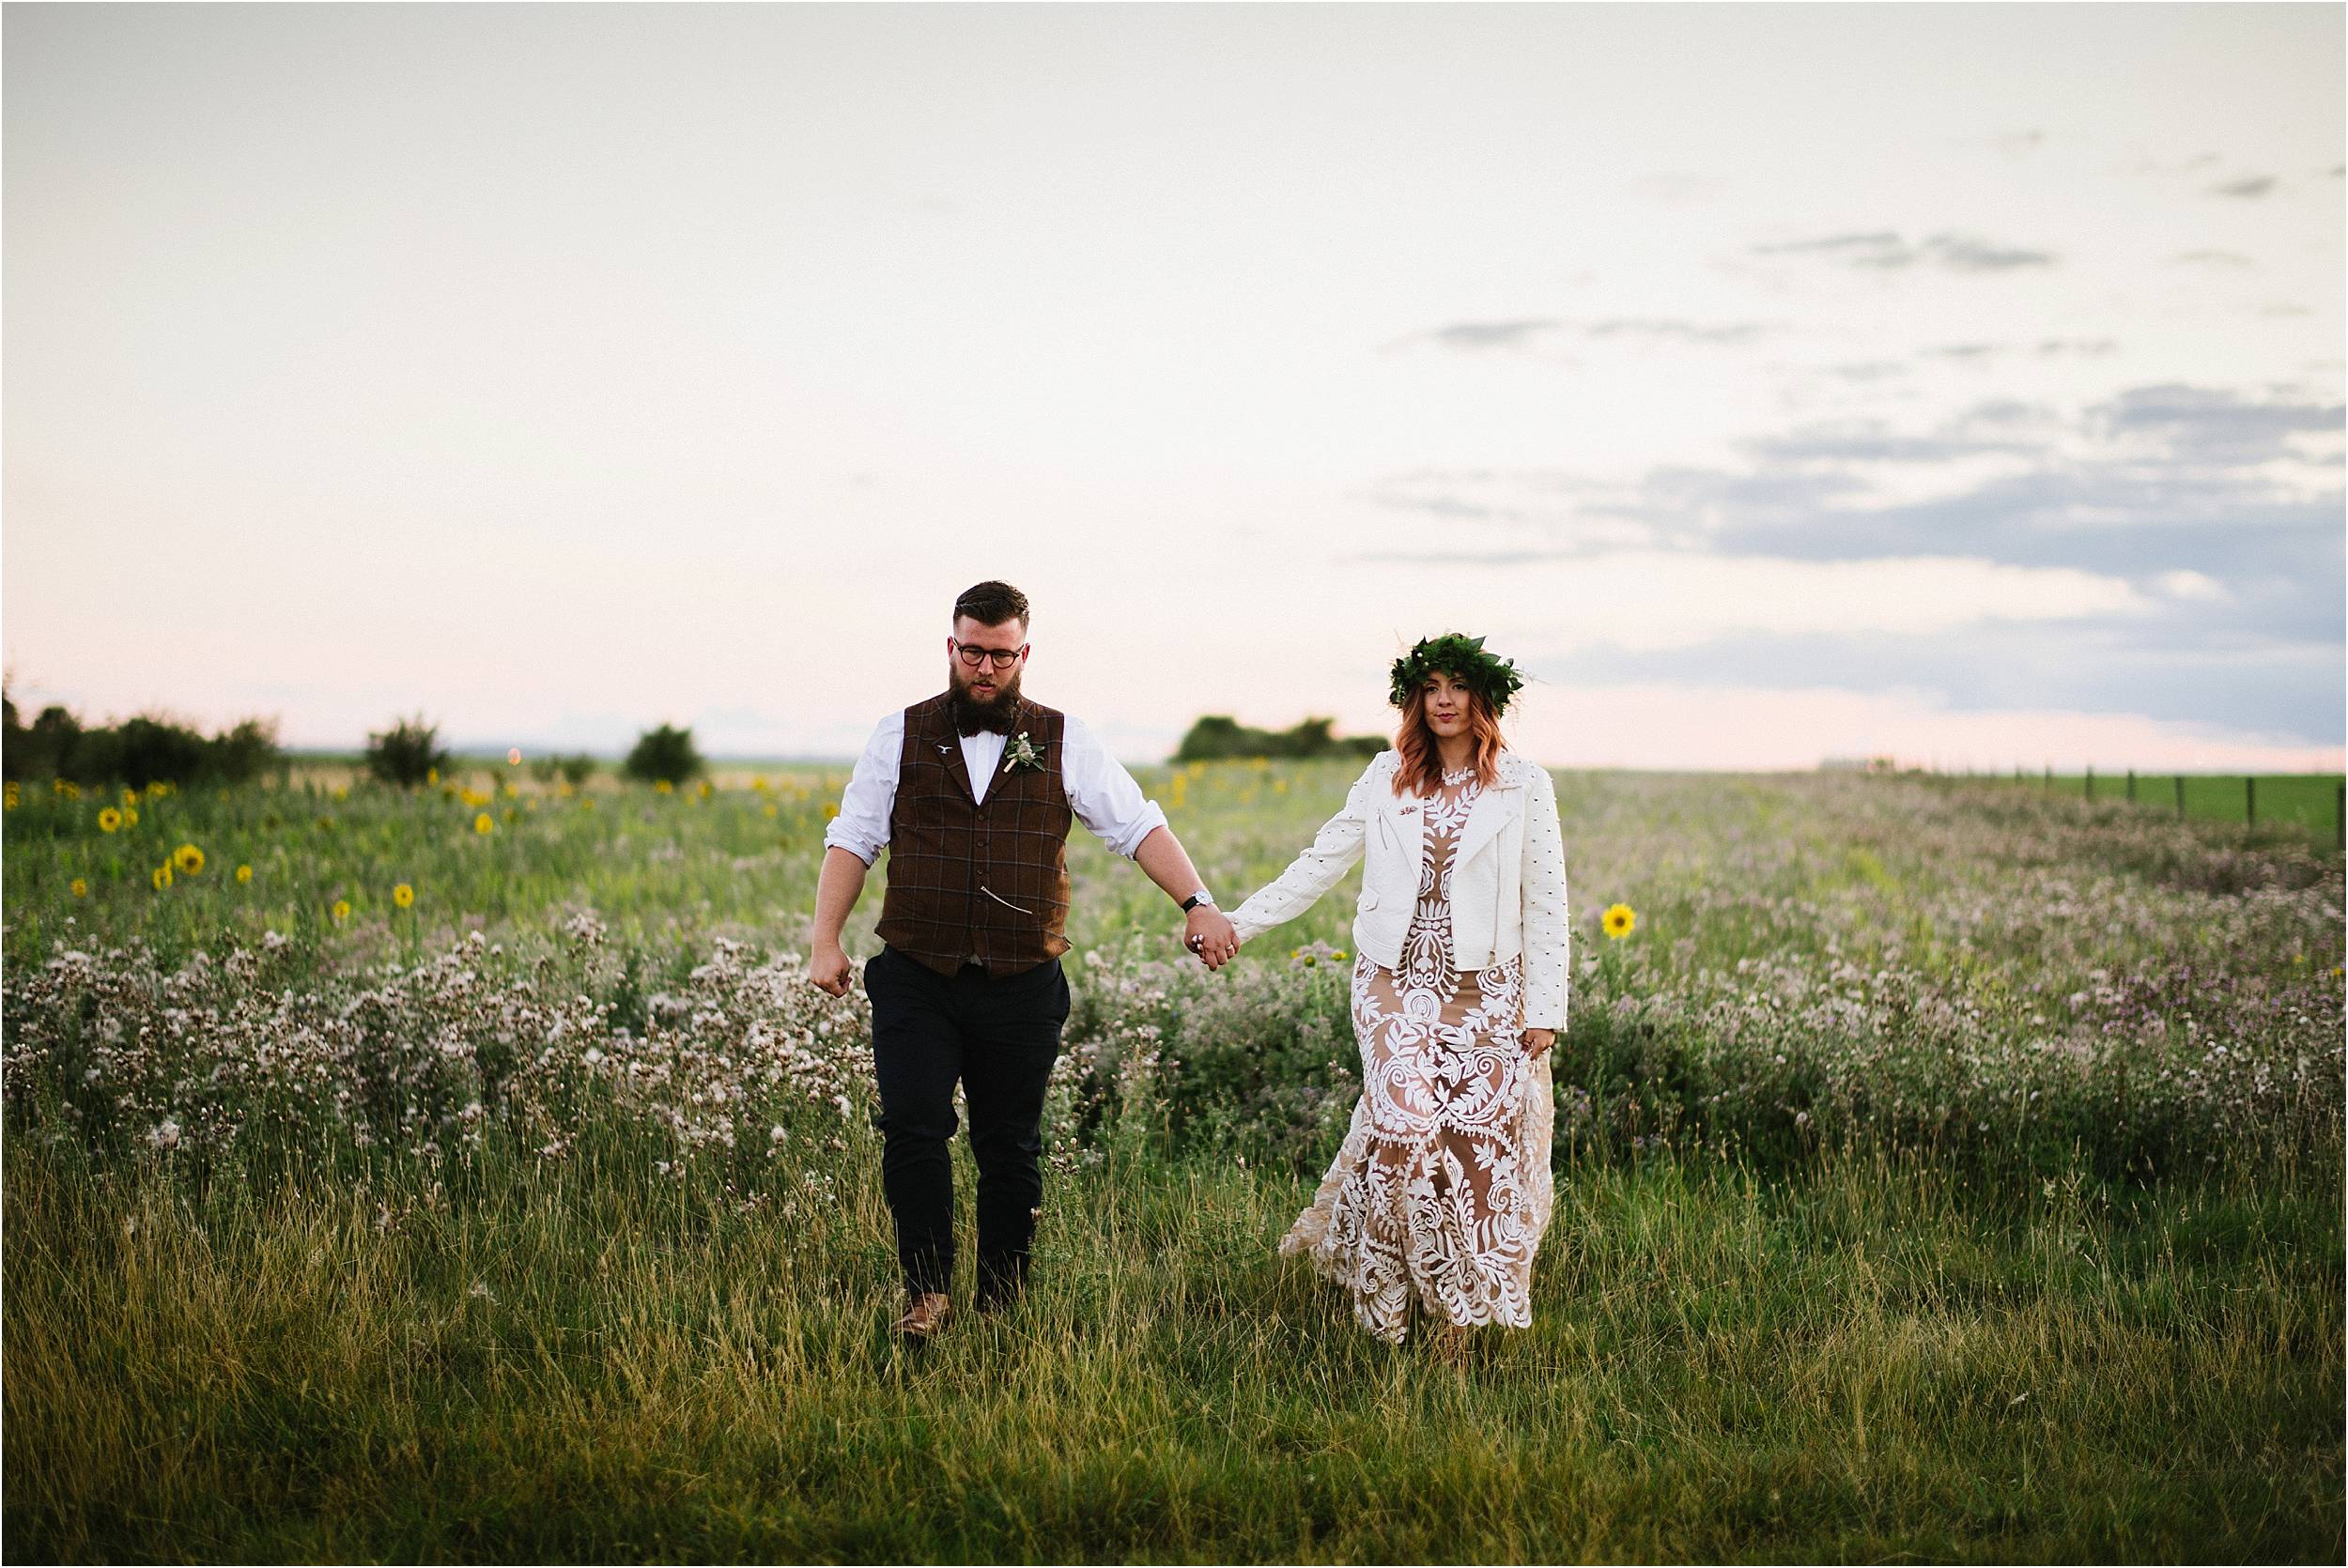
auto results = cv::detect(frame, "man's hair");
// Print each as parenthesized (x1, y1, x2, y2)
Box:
(953, 580, 1030, 629)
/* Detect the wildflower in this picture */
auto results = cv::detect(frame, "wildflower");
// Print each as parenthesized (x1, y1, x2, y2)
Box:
(394, 883, 415, 908)
(655, 779, 674, 795)
(469, 1279, 494, 1301)
(148, 1117, 181, 1150)
(70, 878, 87, 897)
(97, 807, 123, 833)
(236, 864, 253, 884)
(332, 785, 348, 801)
(770, 1124, 788, 1144)
(173, 842, 204, 875)
(332, 898, 351, 922)
(1603, 903, 1637, 940)
(124, 807, 138, 826)
(427, 766, 439, 785)
(122, 787, 140, 807)
(151, 864, 173, 890)
(473, 812, 494, 835)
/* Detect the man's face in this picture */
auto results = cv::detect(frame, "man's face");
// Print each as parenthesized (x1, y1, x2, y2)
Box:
(948, 615, 1028, 706)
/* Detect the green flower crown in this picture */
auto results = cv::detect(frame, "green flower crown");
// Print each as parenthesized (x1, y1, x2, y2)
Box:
(1388, 633, 1524, 715)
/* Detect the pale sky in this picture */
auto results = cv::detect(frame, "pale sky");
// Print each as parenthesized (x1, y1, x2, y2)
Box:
(6, 2, 2342, 770)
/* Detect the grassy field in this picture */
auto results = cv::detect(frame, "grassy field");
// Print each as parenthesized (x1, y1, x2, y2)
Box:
(1960, 769, 2344, 841)
(4, 758, 2342, 1561)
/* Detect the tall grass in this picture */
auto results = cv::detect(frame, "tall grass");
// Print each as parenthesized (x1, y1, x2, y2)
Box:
(5, 759, 2342, 1560)
(6, 1136, 2338, 1562)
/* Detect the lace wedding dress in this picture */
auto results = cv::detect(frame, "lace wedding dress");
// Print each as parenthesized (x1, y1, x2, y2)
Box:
(1279, 764, 1556, 1343)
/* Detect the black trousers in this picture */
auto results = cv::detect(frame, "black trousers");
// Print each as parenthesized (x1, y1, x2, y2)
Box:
(860, 944, 1070, 1302)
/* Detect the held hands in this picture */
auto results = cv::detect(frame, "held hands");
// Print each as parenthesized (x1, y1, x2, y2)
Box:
(810, 941, 855, 998)
(1184, 906, 1241, 970)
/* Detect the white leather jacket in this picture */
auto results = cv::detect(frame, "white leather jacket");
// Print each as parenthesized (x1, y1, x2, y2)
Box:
(1228, 748, 1570, 1029)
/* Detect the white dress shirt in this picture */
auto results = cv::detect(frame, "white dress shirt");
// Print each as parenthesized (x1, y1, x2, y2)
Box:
(823, 708, 1169, 867)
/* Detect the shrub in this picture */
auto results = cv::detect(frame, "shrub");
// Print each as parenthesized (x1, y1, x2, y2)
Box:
(364, 714, 452, 789)
(625, 724, 702, 786)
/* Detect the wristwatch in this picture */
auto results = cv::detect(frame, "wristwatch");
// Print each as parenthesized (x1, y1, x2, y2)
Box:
(1181, 889, 1215, 913)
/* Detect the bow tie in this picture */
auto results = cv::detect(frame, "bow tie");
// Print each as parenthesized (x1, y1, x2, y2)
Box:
(956, 714, 1014, 738)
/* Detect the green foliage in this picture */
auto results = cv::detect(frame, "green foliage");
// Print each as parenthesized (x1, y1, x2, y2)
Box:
(363, 713, 451, 788)
(1172, 714, 1384, 762)
(0, 684, 283, 788)
(623, 723, 703, 785)
(1388, 631, 1524, 714)
(528, 751, 598, 788)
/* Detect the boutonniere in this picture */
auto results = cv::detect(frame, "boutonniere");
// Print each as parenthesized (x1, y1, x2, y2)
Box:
(1002, 730, 1045, 774)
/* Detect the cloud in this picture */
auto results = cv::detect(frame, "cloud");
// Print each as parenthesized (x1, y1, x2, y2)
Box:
(1405, 319, 1563, 351)
(2207, 175, 2278, 198)
(1750, 230, 2056, 271)
(1918, 339, 2116, 363)
(1987, 130, 2046, 156)
(1390, 317, 1773, 355)
(1355, 385, 2344, 607)
(1541, 616, 2342, 746)
(2092, 383, 2345, 466)
(2173, 248, 2254, 268)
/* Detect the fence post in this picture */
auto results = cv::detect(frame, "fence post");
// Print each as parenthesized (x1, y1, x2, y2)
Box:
(2084, 764, 2094, 801)
(2126, 768, 2137, 803)
(2044, 763, 2052, 793)
(2247, 776, 2256, 828)
(2175, 776, 2186, 819)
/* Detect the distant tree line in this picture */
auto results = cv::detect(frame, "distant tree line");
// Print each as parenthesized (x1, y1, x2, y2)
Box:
(2, 687, 285, 788)
(4, 684, 707, 791)
(1172, 715, 1386, 763)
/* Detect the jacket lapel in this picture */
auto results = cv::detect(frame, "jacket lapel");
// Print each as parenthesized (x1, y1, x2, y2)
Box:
(1452, 772, 1522, 867)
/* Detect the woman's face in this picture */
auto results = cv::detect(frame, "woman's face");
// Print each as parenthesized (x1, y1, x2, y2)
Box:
(1423, 671, 1473, 740)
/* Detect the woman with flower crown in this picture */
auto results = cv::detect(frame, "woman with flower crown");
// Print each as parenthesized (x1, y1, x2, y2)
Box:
(1224, 634, 1570, 1358)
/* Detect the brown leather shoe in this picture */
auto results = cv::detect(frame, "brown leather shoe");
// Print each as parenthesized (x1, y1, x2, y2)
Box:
(892, 1291, 953, 1340)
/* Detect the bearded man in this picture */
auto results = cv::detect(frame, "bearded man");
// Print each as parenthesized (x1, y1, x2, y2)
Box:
(811, 579, 1240, 1339)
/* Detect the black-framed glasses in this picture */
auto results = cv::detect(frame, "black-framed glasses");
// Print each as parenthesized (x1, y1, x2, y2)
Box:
(951, 638, 1027, 670)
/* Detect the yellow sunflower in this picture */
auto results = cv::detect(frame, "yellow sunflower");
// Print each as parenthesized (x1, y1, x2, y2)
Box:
(98, 807, 123, 833)
(236, 864, 253, 884)
(151, 864, 173, 890)
(655, 779, 674, 795)
(70, 878, 87, 897)
(124, 807, 139, 827)
(473, 812, 494, 835)
(173, 843, 205, 875)
(426, 766, 439, 786)
(1602, 903, 1637, 940)
(122, 787, 140, 807)
(332, 898, 351, 922)
(393, 883, 415, 908)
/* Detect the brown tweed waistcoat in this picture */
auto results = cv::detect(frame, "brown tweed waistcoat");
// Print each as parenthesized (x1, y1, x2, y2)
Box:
(875, 692, 1074, 978)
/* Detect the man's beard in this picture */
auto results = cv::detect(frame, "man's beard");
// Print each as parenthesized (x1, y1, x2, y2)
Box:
(949, 667, 1024, 735)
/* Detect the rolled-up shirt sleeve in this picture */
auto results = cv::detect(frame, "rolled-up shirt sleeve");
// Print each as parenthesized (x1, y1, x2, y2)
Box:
(1062, 715, 1168, 859)
(821, 712, 904, 868)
